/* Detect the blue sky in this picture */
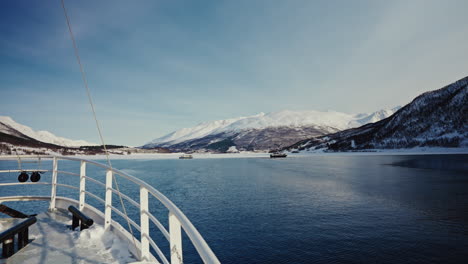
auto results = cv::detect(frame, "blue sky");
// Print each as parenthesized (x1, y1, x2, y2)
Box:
(1, 0, 468, 146)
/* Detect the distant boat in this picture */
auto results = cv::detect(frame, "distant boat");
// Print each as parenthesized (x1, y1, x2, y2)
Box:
(291, 150, 299, 153)
(179, 154, 193, 159)
(270, 152, 287, 158)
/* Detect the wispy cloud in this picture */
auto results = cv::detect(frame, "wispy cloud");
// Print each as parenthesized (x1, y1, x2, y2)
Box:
(1, 0, 467, 145)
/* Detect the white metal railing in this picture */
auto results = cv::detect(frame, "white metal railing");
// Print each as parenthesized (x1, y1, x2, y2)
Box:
(0, 155, 220, 264)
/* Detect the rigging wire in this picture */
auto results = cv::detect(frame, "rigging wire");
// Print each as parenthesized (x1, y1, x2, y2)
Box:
(60, 0, 139, 255)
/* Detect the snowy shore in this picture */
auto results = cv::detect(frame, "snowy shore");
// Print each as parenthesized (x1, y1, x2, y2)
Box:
(71, 147, 468, 160)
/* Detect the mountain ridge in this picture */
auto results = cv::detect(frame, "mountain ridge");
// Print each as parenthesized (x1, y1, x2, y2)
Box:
(143, 108, 400, 152)
(285, 76, 468, 152)
(0, 116, 96, 147)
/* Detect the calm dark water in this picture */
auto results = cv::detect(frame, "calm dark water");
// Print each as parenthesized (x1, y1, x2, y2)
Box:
(1, 154, 468, 263)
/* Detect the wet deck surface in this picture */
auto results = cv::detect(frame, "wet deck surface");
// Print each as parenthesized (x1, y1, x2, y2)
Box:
(0, 210, 135, 264)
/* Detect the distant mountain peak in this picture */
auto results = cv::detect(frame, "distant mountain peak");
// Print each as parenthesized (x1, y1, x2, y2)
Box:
(143, 108, 398, 151)
(0, 116, 96, 147)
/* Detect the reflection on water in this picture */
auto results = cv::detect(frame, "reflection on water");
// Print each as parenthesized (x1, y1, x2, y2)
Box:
(1, 154, 467, 263)
(389, 154, 468, 172)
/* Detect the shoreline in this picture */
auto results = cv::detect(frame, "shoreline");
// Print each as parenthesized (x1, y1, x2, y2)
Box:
(2, 148, 466, 160)
(71, 147, 468, 160)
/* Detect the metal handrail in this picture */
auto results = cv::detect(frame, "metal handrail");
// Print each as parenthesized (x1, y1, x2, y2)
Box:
(57, 170, 80, 176)
(110, 205, 141, 232)
(83, 176, 106, 188)
(83, 190, 106, 205)
(55, 183, 80, 190)
(0, 182, 51, 187)
(111, 189, 141, 209)
(148, 211, 170, 241)
(148, 233, 170, 264)
(0, 155, 220, 264)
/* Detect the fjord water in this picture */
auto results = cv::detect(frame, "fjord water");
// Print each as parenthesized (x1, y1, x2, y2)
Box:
(1, 154, 467, 263)
(115, 154, 468, 263)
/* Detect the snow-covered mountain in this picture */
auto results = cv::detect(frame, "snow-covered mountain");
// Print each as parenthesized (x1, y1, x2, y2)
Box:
(287, 76, 468, 152)
(0, 116, 96, 147)
(143, 108, 399, 152)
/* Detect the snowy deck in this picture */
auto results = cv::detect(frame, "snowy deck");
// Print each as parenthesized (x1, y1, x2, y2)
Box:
(0, 209, 135, 264)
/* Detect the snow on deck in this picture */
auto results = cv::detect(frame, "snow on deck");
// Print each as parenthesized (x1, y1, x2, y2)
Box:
(0, 210, 135, 264)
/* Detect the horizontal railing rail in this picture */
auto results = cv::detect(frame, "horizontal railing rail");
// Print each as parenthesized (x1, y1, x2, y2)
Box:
(0, 169, 48, 173)
(0, 155, 220, 264)
(0, 182, 51, 187)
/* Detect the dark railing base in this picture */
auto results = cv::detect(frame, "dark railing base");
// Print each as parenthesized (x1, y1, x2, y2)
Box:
(0, 204, 29, 218)
(0, 217, 36, 258)
(68, 206, 94, 231)
(2, 236, 14, 258)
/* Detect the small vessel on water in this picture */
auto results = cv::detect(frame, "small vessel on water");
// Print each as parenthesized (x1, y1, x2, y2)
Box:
(179, 154, 193, 159)
(270, 152, 287, 158)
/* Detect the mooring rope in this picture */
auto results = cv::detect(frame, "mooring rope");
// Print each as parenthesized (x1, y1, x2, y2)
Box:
(60, 0, 138, 255)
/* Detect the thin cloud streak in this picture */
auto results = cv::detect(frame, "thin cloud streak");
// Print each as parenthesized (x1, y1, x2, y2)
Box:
(1, 0, 467, 145)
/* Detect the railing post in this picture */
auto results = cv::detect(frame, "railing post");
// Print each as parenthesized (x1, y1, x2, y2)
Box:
(169, 212, 183, 264)
(79, 161, 86, 211)
(140, 187, 150, 261)
(104, 169, 113, 229)
(49, 157, 58, 211)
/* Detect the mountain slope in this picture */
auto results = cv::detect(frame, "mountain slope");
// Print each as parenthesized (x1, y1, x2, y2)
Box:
(144, 108, 399, 152)
(0, 116, 96, 147)
(287, 76, 468, 152)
